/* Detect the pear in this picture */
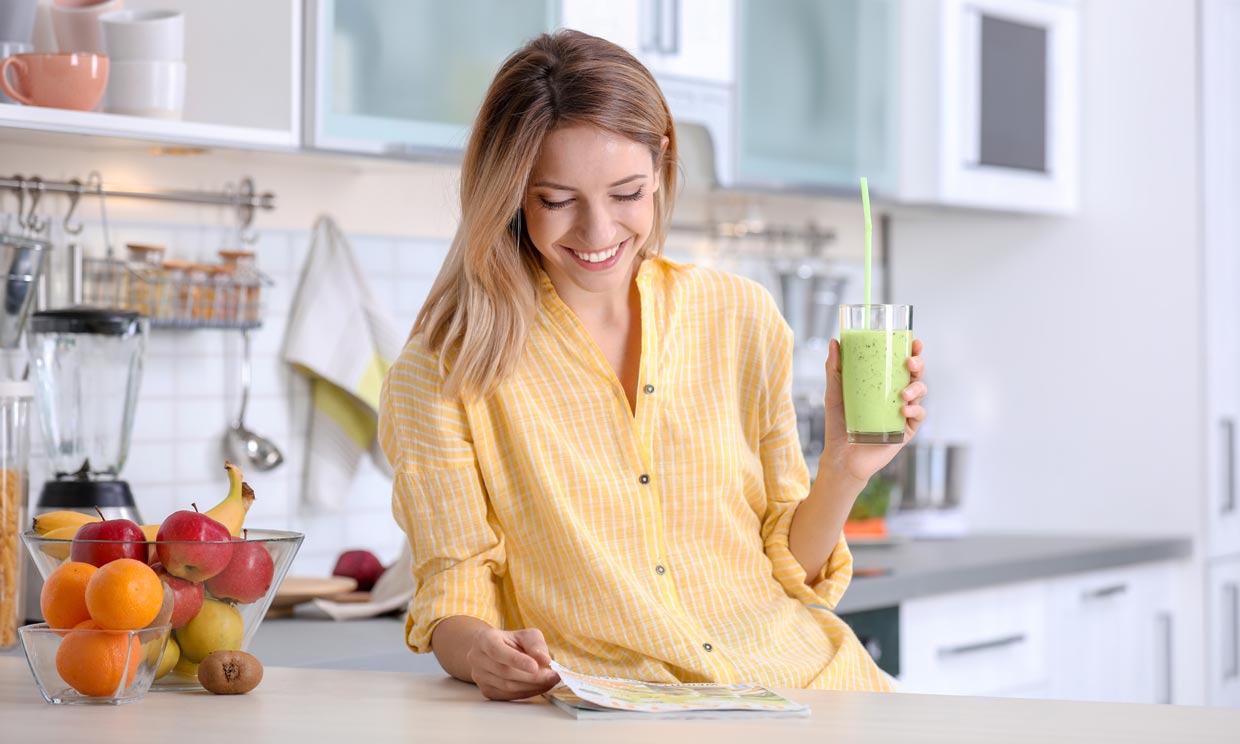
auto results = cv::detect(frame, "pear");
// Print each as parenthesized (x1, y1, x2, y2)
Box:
(175, 599, 243, 663)
(154, 636, 181, 680)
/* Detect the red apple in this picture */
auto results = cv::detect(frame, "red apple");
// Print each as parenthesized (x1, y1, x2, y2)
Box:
(156, 507, 234, 583)
(332, 549, 385, 592)
(152, 562, 205, 628)
(205, 538, 274, 604)
(70, 511, 146, 567)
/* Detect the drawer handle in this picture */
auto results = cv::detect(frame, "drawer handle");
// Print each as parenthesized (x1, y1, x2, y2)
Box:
(1226, 583, 1240, 681)
(1224, 419, 1237, 515)
(1081, 583, 1129, 601)
(936, 633, 1027, 658)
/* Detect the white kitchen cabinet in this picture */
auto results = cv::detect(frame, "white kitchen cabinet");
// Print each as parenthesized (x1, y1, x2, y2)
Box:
(1209, 558, 1240, 707)
(1203, 0, 1240, 562)
(559, 0, 734, 85)
(900, 580, 1050, 697)
(305, 0, 557, 156)
(1047, 564, 1175, 704)
(0, 0, 301, 149)
(734, 0, 898, 193)
(894, 0, 1080, 213)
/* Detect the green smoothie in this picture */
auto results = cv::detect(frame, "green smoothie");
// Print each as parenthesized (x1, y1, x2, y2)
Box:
(840, 328, 912, 443)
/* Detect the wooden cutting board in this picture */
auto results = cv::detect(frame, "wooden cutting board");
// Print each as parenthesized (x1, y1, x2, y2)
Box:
(269, 576, 358, 609)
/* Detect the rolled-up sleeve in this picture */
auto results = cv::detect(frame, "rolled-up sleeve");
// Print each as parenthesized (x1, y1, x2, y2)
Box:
(380, 341, 506, 653)
(753, 296, 854, 611)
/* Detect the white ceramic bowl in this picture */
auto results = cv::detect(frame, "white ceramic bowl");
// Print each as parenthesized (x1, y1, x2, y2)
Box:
(99, 9, 183, 62)
(103, 59, 184, 119)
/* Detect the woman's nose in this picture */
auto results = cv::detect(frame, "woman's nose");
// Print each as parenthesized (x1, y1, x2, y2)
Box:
(574, 200, 618, 249)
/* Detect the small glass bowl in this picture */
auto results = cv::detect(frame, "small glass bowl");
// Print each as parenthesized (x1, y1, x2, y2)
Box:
(19, 623, 172, 705)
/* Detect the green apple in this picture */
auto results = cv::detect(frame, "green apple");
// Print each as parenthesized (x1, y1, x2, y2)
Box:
(175, 599, 243, 663)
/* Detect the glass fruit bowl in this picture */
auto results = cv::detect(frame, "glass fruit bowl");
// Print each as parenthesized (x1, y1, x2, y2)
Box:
(19, 623, 172, 704)
(22, 528, 303, 691)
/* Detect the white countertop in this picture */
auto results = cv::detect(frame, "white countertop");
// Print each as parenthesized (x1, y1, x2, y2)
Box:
(2, 657, 1237, 743)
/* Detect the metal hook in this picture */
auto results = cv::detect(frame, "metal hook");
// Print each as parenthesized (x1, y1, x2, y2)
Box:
(63, 178, 85, 235)
(13, 175, 26, 233)
(25, 176, 48, 233)
(235, 177, 258, 244)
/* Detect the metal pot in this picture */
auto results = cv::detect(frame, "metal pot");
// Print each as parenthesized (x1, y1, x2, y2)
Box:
(887, 443, 969, 511)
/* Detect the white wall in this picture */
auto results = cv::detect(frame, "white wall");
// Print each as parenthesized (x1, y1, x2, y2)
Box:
(887, 0, 1204, 702)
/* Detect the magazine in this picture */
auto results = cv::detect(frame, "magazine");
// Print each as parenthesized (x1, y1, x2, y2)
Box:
(543, 661, 811, 720)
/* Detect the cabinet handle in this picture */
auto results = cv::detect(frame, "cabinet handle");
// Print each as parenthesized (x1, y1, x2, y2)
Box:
(936, 633, 1026, 658)
(1080, 583, 1128, 602)
(1223, 419, 1236, 515)
(1226, 583, 1240, 681)
(641, 0, 661, 53)
(1156, 611, 1173, 704)
(665, 0, 681, 55)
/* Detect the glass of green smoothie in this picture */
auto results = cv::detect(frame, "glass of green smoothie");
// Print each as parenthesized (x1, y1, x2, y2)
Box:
(839, 304, 913, 444)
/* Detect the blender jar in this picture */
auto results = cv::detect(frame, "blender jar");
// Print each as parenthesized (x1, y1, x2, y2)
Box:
(0, 380, 32, 649)
(26, 309, 147, 479)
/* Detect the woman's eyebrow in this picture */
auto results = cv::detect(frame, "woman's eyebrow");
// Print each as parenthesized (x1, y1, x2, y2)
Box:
(532, 174, 647, 190)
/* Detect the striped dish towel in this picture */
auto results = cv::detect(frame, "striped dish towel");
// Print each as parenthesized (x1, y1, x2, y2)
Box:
(283, 216, 402, 510)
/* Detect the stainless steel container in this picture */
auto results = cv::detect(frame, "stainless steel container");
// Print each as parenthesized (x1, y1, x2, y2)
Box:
(889, 443, 969, 510)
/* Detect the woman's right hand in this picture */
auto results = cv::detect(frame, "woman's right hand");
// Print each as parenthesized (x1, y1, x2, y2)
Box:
(466, 627, 560, 701)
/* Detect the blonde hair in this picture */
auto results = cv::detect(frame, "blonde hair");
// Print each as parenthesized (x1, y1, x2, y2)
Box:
(411, 29, 679, 400)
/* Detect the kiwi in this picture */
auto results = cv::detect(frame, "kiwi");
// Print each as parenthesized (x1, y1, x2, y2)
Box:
(198, 650, 263, 695)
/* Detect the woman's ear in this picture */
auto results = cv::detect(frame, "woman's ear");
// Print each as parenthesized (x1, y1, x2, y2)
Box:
(653, 135, 670, 193)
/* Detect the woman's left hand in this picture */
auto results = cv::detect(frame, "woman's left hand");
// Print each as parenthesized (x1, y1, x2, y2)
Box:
(818, 338, 927, 486)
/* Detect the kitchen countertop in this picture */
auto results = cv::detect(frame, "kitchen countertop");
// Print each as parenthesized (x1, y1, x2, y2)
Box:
(2, 657, 1235, 743)
(837, 533, 1192, 613)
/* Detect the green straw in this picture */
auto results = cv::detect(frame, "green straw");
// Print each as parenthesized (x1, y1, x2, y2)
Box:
(861, 176, 872, 328)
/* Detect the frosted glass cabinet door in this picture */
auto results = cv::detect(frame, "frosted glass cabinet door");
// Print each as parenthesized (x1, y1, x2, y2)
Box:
(307, 0, 557, 155)
(736, 0, 897, 191)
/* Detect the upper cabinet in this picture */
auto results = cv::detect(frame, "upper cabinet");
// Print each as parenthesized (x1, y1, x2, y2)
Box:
(559, 0, 734, 85)
(0, 0, 301, 149)
(304, 0, 557, 156)
(894, 0, 1080, 213)
(734, 0, 898, 194)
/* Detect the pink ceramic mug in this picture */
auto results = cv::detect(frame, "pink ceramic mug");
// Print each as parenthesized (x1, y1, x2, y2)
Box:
(0, 52, 109, 110)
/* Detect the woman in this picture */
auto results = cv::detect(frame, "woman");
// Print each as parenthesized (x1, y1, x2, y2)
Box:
(379, 30, 927, 701)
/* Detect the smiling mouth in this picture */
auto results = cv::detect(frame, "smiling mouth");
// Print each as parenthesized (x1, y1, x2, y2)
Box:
(562, 237, 629, 264)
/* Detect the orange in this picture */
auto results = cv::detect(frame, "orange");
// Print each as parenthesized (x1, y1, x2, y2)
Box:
(40, 562, 98, 631)
(84, 558, 164, 631)
(55, 619, 142, 697)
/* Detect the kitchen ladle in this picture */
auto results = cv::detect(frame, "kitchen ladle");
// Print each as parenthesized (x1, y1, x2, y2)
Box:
(225, 329, 284, 471)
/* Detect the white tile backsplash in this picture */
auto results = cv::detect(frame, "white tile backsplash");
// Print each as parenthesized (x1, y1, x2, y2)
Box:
(89, 222, 448, 576)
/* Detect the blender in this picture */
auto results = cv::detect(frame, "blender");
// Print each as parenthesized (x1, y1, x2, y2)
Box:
(22, 308, 147, 621)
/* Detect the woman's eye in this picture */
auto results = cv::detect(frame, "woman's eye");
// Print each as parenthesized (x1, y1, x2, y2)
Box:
(538, 197, 573, 210)
(614, 188, 645, 203)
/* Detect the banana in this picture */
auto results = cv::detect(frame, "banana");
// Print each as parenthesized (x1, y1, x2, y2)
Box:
(140, 524, 160, 542)
(38, 525, 80, 560)
(202, 461, 254, 537)
(32, 510, 100, 536)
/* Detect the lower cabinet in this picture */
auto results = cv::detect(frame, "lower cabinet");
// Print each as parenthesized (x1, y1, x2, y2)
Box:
(1209, 557, 1240, 706)
(898, 561, 1177, 704)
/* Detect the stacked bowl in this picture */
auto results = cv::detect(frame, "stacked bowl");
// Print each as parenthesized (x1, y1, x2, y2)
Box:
(99, 9, 184, 119)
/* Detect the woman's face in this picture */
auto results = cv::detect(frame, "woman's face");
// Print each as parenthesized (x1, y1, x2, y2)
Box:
(523, 125, 663, 301)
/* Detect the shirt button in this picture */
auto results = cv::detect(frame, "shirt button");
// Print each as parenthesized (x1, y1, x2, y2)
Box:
(655, 564, 666, 575)
(639, 474, 650, 485)
(643, 384, 655, 395)
(703, 643, 713, 652)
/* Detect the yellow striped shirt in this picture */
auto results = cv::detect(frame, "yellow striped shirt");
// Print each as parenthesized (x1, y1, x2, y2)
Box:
(379, 255, 889, 691)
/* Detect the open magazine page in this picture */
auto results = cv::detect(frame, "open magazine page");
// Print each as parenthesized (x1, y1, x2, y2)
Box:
(545, 661, 810, 717)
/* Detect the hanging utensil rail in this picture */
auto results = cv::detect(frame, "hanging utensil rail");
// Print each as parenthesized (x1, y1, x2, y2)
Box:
(0, 174, 275, 234)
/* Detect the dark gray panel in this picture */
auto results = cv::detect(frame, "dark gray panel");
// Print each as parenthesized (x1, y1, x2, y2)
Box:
(978, 14, 1048, 173)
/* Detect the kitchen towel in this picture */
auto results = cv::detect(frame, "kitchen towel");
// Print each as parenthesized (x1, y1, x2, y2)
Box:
(283, 215, 403, 510)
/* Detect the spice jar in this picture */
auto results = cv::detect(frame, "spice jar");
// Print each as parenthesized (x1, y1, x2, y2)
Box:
(125, 243, 166, 318)
(161, 260, 195, 323)
(218, 250, 260, 325)
(0, 380, 32, 649)
(212, 264, 238, 323)
(188, 264, 214, 321)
